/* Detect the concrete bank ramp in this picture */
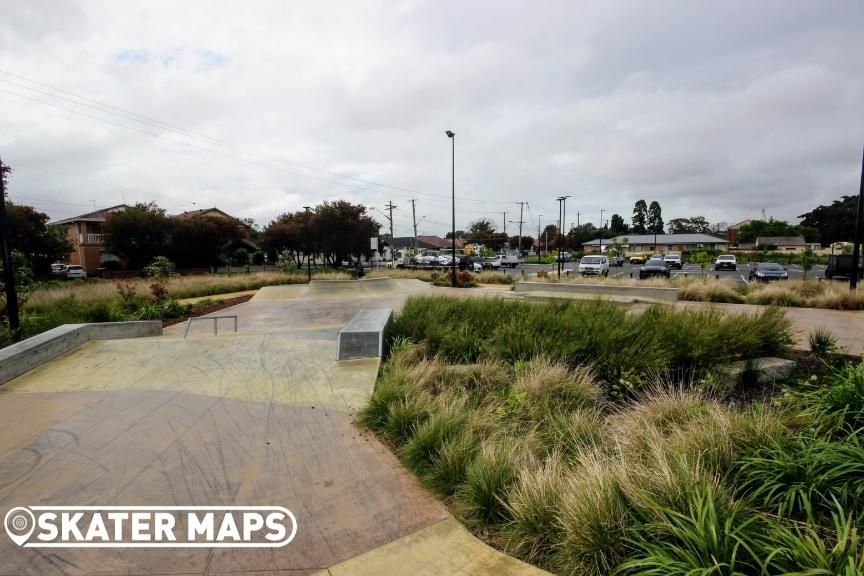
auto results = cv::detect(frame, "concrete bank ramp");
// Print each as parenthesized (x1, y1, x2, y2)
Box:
(254, 277, 430, 300)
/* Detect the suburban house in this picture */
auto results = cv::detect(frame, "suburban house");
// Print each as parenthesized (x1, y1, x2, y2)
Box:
(754, 236, 820, 252)
(53, 204, 128, 272)
(583, 233, 730, 254)
(727, 219, 752, 244)
(55, 205, 258, 273)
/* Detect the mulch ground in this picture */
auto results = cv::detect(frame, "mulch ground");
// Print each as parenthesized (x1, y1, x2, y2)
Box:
(162, 295, 254, 328)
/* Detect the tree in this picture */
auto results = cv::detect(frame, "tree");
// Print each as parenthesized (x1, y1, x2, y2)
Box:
(5, 202, 73, 272)
(445, 230, 466, 240)
(0, 250, 33, 320)
(632, 200, 648, 234)
(168, 215, 244, 268)
(647, 201, 664, 234)
(104, 203, 172, 269)
(508, 235, 535, 252)
(667, 216, 711, 234)
(465, 219, 496, 244)
(311, 201, 379, 266)
(261, 212, 308, 268)
(610, 213, 628, 234)
(736, 218, 818, 244)
(799, 195, 858, 246)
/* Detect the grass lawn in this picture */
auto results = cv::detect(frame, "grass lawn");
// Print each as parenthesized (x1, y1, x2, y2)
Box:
(359, 295, 864, 575)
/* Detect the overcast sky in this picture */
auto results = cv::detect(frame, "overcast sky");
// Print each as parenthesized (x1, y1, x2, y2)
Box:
(1, 0, 862, 238)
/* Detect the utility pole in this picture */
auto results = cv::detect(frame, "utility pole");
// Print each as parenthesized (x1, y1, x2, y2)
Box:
(852, 146, 864, 290)
(0, 156, 20, 341)
(502, 212, 507, 236)
(514, 201, 527, 254)
(385, 201, 397, 258)
(537, 214, 542, 256)
(576, 212, 580, 228)
(410, 199, 418, 250)
(446, 130, 456, 287)
(303, 206, 312, 282)
(556, 196, 569, 278)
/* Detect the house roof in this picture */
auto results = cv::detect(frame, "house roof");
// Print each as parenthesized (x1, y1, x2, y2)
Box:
(52, 204, 129, 225)
(174, 207, 235, 220)
(583, 233, 728, 246)
(728, 219, 752, 230)
(755, 236, 806, 246)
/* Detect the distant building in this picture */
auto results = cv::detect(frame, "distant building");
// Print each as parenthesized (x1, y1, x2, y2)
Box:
(727, 219, 752, 244)
(54, 205, 128, 272)
(583, 233, 729, 254)
(755, 236, 819, 252)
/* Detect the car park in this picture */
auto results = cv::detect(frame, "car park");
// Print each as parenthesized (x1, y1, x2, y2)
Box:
(65, 265, 87, 279)
(714, 254, 737, 271)
(629, 252, 647, 264)
(608, 253, 625, 267)
(663, 253, 683, 269)
(578, 255, 609, 277)
(749, 262, 788, 282)
(639, 257, 670, 279)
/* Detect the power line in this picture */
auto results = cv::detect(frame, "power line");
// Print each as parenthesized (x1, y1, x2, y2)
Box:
(0, 71, 526, 208)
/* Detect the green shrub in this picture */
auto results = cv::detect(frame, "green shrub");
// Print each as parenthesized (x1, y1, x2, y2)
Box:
(399, 398, 467, 474)
(796, 362, 864, 436)
(460, 440, 522, 525)
(809, 328, 839, 358)
(735, 432, 864, 522)
(616, 483, 764, 576)
(424, 427, 478, 496)
(763, 502, 864, 574)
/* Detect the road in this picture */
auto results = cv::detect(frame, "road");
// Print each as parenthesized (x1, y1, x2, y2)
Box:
(492, 261, 828, 286)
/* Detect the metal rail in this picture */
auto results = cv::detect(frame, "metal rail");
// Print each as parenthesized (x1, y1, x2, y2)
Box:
(182, 315, 238, 338)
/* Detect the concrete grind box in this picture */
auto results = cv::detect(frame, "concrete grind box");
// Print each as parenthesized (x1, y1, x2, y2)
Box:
(337, 309, 393, 360)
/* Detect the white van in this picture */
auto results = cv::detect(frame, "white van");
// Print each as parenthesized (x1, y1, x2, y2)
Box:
(578, 255, 609, 276)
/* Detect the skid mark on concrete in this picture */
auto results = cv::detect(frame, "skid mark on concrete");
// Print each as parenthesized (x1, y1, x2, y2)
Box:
(3, 335, 379, 411)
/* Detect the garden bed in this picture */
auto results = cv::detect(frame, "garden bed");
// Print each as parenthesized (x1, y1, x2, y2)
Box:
(359, 295, 864, 575)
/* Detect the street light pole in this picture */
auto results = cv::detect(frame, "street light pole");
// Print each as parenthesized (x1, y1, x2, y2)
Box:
(446, 131, 456, 287)
(852, 146, 864, 290)
(600, 209, 605, 254)
(556, 196, 567, 278)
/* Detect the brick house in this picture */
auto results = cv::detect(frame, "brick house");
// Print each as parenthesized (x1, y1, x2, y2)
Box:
(53, 205, 128, 272)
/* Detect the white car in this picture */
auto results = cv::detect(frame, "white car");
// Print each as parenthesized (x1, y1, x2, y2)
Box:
(65, 265, 87, 279)
(664, 253, 683, 269)
(471, 261, 483, 273)
(578, 255, 609, 276)
(714, 254, 737, 271)
(51, 263, 67, 274)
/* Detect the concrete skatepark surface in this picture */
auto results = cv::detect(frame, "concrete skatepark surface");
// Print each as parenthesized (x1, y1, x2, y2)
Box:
(0, 278, 548, 575)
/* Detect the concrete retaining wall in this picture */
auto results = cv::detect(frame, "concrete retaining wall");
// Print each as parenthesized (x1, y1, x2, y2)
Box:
(515, 281, 679, 302)
(0, 321, 162, 385)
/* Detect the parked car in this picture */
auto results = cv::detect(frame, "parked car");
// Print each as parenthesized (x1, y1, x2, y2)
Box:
(499, 251, 521, 268)
(436, 254, 455, 267)
(664, 253, 683, 269)
(639, 258, 670, 279)
(608, 253, 625, 267)
(578, 255, 609, 277)
(825, 254, 864, 279)
(472, 261, 483, 273)
(749, 262, 788, 282)
(629, 252, 647, 264)
(482, 256, 501, 270)
(714, 254, 737, 271)
(50, 263, 67, 275)
(418, 252, 439, 266)
(65, 265, 87, 279)
(556, 251, 572, 262)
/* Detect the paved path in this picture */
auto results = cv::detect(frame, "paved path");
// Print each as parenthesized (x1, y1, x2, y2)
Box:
(0, 278, 547, 575)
